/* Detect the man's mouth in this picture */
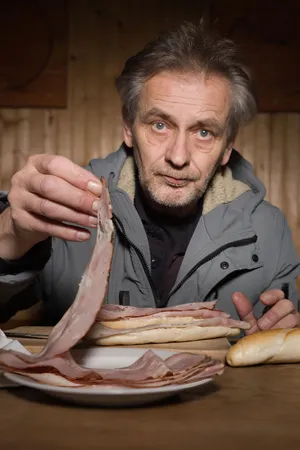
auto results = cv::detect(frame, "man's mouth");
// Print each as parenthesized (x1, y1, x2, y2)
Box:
(162, 175, 190, 187)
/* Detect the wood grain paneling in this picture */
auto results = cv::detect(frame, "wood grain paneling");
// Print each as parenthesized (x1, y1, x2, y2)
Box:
(0, 0, 299, 285)
(0, 0, 68, 108)
(212, 0, 300, 111)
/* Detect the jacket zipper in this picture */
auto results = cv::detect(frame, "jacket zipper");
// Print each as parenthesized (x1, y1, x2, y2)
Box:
(113, 213, 257, 307)
(112, 215, 160, 305)
(167, 234, 258, 300)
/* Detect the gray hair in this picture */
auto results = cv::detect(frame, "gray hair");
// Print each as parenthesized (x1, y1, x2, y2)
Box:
(116, 20, 257, 143)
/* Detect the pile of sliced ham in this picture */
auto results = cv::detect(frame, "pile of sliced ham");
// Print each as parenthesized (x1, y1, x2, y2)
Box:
(0, 179, 227, 388)
(97, 302, 231, 321)
(87, 302, 250, 345)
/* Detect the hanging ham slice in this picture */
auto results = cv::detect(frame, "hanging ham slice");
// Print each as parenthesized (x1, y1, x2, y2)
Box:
(0, 178, 227, 388)
(36, 179, 114, 360)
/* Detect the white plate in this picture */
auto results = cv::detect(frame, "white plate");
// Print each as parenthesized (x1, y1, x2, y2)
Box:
(4, 347, 213, 407)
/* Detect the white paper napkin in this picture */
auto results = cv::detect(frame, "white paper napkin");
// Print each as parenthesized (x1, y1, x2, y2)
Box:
(0, 329, 31, 388)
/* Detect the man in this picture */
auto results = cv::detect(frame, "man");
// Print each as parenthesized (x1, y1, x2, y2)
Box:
(0, 21, 299, 334)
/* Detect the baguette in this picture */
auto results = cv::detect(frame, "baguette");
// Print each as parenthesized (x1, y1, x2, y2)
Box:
(226, 328, 300, 367)
(95, 325, 240, 346)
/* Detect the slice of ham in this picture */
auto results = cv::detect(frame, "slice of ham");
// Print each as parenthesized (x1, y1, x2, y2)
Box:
(0, 177, 114, 372)
(36, 178, 114, 360)
(0, 179, 226, 388)
(3, 350, 224, 388)
(1, 350, 92, 379)
(94, 352, 224, 388)
(97, 301, 229, 321)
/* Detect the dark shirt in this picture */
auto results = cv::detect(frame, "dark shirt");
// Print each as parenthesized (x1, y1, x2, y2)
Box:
(134, 183, 202, 307)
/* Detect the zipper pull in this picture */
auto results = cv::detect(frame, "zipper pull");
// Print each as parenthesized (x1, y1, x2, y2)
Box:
(119, 291, 130, 306)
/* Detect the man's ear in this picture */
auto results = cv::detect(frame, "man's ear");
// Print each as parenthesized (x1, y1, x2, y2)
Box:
(122, 107, 134, 147)
(220, 143, 234, 166)
(123, 119, 133, 147)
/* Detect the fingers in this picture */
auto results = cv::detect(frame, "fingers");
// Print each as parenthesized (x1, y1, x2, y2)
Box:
(233, 290, 297, 333)
(269, 313, 299, 330)
(259, 289, 285, 305)
(232, 292, 259, 334)
(21, 191, 98, 229)
(232, 289, 297, 336)
(4, 154, 104, 253)
(257, 299, 296, 330)
(7, 154, 104, 244)
(26, 173, 100, 216)
(16, 209, 91, 242)
(28, 154, 102, 195)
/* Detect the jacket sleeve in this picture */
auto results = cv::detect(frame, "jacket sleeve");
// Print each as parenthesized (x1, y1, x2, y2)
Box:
(253, 211, 300, 317)
(0, 238, 52, 321)
(0, 192, 52, 321)
(0, 157, 105, 323)
(0, 157, 100, 322)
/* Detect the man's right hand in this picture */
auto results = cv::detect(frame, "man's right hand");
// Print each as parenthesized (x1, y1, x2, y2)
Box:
(0, 154, 103, 260)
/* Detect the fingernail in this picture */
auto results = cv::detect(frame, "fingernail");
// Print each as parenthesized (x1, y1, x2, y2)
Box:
(87, 181, 102, 196)
(258, 318, 269, 329)
(92, 200, 100, 212)
(260, 292, 274, 302)
(77, 231, 90, 241)
(89, 216, 98, 226)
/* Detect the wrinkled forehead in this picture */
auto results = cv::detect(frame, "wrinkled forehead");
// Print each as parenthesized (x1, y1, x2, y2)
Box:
(138, 70, 232, 127)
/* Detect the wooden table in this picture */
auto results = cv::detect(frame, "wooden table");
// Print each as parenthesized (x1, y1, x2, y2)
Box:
(1, 364, 300, 450)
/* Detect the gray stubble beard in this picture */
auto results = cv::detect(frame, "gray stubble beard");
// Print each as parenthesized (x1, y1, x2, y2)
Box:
(132, 139, 227, 216)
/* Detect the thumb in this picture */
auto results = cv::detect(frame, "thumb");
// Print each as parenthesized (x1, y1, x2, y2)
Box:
(232, 292, 259, 334)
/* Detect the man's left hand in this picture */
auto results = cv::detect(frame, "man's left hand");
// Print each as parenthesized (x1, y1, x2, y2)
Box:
(232, 289, 300, 335)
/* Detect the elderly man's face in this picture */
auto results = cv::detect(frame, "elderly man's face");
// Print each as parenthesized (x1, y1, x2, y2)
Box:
(123, 71, 233, 214)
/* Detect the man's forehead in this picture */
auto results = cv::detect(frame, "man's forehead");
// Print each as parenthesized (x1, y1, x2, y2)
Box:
(139, 71, 231, 120)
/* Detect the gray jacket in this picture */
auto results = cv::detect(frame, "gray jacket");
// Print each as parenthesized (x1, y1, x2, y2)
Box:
(1, 145, 300, 324)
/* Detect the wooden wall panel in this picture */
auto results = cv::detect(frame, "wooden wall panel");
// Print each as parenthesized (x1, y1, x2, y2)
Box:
(211, 0, 300, 112)
(0, 0, 68, 108)
(0, 0, 299, 277)
(269, 114, 286, 212)
(237, 115, 300, 254)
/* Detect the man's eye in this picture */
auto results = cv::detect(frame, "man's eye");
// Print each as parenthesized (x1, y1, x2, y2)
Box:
(153, 122, 166, 132)
(198, 129, 211, 139)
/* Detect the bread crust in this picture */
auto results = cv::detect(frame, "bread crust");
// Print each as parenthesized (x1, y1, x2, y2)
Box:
(96, 326, 240, 345)
(226, 328, 300, 366)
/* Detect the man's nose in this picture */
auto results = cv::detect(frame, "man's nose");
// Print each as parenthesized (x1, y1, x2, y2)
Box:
(165, 132, 190, 168)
